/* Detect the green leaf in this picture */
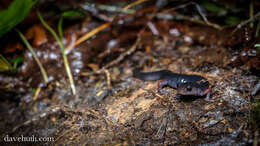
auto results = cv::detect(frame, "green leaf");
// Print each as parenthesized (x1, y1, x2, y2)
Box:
(0, 0, 38, 37)
(62, 10, 84, 18)
(255, 44, 260, 47)
(200, 0, 227, 16)
(224, 16, 241, 26)
(0, 54, 13, 72)
(58, 10, 84, 40)
(12, 55, 24, 69)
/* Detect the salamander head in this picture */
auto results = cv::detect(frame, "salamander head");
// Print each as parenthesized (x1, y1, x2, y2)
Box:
(177, 82, 210, 96)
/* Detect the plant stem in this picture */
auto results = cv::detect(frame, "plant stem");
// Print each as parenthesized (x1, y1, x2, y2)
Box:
(250, 0, 254, 28)
(255, 20, 260, 37)
(16, 29, 49, 83)
(58, 17, 64, 39)
(37, 11, 76, 95)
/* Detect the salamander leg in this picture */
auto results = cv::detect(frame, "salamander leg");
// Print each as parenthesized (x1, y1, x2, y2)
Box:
(174, 94, 181, 100)
(205, 91, 211, 101)
(158, 80, 169, 95)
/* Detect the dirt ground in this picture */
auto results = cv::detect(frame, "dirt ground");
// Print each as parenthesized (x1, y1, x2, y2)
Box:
(0, 0, 260, 145)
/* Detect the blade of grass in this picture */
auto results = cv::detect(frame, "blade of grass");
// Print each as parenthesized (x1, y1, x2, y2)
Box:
(37, 11, 76, 95)
(250, 0, 254, 28)
(16, 29, 49, 83)
(12, 55, 24, 69)
(58, 17, 64, 40)
(0, 54, 13, 72)
(255, 20, 260, 37)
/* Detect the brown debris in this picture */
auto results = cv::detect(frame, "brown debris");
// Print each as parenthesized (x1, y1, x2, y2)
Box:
(25, 24, 48, 47)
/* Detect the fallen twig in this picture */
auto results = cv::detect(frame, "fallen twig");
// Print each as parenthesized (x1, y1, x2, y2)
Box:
(12, 106, 61, 133)
(33, 87, 41, 101)
(158, 2, 222, 30)
(251, 80, 260, 96)
(237, 11, 260, 28)
(81, 37, 141, 76)
(81, 2, 136, 14)
(67, 22, 112, 51)
(232, 11, 260, 34)
(104, 69, 112, 89)
(122, 0, 150, 12)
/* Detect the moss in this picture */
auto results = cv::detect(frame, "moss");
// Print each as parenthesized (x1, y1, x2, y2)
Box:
(250, 100, 260, 130)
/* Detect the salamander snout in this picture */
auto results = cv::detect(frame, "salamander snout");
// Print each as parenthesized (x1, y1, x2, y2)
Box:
(177, 82, 208, 96)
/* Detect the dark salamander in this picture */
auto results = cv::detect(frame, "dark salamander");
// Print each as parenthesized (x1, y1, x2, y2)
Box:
(133, 68, 210, 100)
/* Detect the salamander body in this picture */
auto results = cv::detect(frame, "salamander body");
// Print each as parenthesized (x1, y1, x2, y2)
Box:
(133, 68, 210, 100)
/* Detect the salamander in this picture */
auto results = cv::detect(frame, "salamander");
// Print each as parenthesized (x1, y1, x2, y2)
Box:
(133, 68, 210, 100)
(176, 81, 210, 100)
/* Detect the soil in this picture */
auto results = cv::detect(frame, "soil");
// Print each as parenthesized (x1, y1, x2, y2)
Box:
(0, 0, 259, 145)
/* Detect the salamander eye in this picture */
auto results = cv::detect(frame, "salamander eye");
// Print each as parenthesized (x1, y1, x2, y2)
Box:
(186, 85, 192, 91)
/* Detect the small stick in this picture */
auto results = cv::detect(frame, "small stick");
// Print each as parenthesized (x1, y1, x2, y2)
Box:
(252, 80, 260, 96)
(33, 87, 41, 101)
(12, 106, 61, 132)
(232, 11, 260, 34)
(105, 37, 140, 69)
(81, 37, 141, 76)
(81, 37, 140, 90)
(158, 2, 222, 30)
(122, 0, 150, 12)
(103, 69, 111, 89)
